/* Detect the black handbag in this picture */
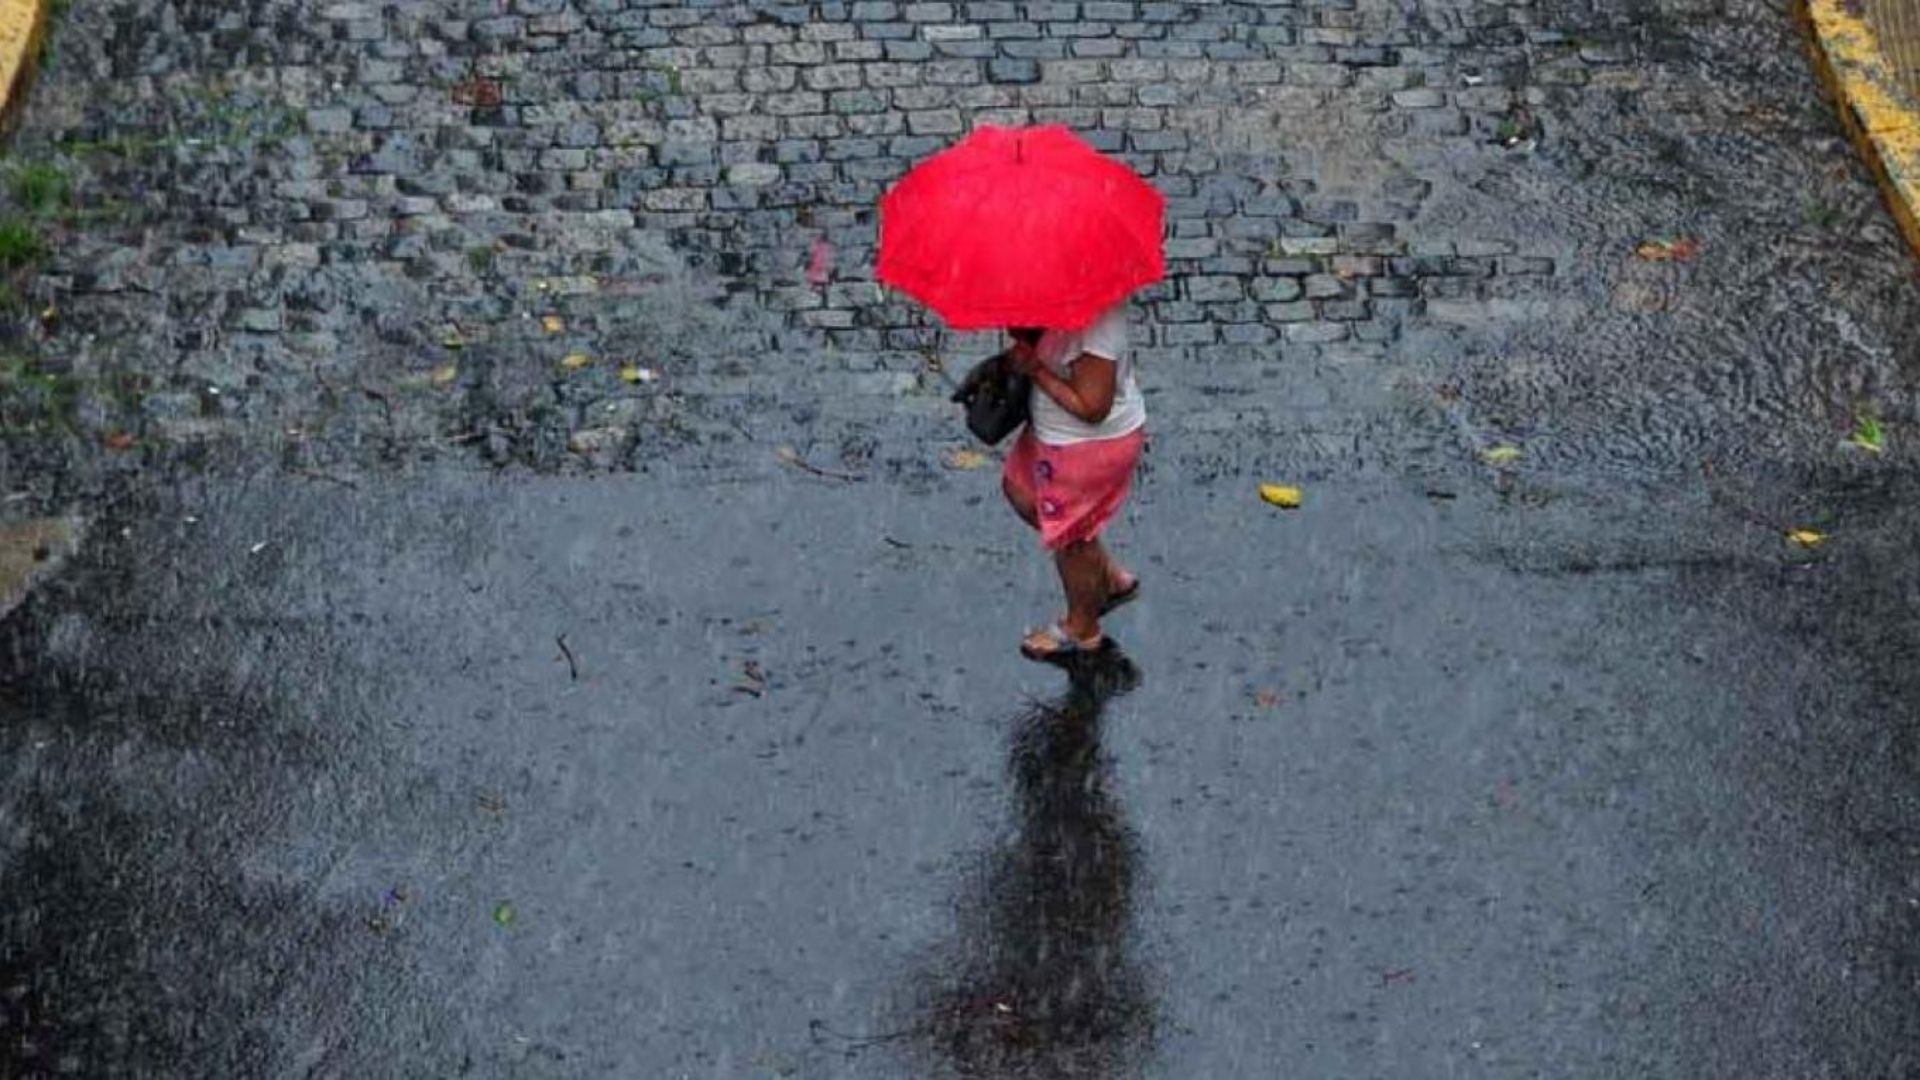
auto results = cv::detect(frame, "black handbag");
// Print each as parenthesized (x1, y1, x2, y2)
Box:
(949, 349, 1031, 445)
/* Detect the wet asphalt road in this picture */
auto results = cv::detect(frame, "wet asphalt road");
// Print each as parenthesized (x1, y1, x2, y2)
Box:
(4, 448, 1919, 1077)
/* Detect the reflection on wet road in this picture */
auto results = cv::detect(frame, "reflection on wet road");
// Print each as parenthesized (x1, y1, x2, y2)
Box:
(912, 651, 1153, 1078)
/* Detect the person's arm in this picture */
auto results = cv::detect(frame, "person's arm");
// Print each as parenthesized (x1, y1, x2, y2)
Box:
(1018, 350, 1118, 425)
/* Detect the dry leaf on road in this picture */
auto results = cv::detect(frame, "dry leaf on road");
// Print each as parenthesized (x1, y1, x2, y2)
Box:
(1634, 237, 1701, 261)
(1259, 484, 1303, 509)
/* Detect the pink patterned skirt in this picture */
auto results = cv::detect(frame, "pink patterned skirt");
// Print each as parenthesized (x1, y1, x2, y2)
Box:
(1003, 425, 1147, 551)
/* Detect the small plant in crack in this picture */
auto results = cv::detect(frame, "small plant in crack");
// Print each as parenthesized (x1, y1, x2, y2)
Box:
(9, 163, 68, 215)
(0, 217, 46, 268)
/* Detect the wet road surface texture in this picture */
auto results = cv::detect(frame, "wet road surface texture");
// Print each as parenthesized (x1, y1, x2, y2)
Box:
(5, 0, 1920, 1076)
(4, 458, 1920, 1077)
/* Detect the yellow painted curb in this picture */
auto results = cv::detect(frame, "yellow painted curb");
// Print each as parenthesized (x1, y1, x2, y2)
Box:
(1801, 0, 1920, 260)
(0, 0, 47, 137)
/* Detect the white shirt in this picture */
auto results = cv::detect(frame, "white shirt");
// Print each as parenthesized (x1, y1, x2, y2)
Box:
(1028, 305, 1146, 446)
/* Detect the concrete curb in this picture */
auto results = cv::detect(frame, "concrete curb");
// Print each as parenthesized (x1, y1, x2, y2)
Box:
(0, 0, 47, 137)
(1801, 0, 1920, 260)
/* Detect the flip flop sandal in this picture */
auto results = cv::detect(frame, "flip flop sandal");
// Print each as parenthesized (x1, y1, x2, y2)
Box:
(1099, 575, 1141, 617)
(1021, 622, 1108, 663)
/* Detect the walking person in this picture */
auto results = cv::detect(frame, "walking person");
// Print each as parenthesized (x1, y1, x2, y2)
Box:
(999, 306, 1146, 661)
(873, 123, 1164, 661)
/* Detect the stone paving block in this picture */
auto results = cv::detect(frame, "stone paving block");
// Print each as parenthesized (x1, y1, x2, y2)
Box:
(4, 0, 1676, 462)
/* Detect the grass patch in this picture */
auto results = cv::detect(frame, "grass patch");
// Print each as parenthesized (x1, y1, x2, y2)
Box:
(0, 218, 44, 269)
(1805, 200, 1840, 228)
(466, 245, 495, 273)
(0, 354, 79, 434)
(10, 163, 67, 215)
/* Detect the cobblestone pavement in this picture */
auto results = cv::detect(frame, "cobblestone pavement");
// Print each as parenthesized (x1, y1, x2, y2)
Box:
(0, 0, 1915, 495)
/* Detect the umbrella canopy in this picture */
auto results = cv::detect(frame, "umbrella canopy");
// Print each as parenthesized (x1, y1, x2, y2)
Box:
(876, 125, 1165, 331)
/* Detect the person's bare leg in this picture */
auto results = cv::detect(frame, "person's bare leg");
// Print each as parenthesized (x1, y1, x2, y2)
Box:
(1053, 538, 1108, 643)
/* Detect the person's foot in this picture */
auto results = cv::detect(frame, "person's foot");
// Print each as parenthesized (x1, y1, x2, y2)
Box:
(1021, 622, 1107, 662)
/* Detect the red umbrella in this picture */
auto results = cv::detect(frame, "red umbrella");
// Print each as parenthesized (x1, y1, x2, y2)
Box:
(876, 124, 1165, 331)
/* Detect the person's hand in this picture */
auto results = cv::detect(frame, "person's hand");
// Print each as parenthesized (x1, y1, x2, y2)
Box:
(1005, 340, 1041, 377)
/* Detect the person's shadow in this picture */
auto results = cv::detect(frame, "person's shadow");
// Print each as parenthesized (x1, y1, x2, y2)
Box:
(908, 645, 1155, 1077)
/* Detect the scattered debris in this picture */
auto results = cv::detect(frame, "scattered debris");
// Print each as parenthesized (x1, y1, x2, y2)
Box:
(248, 541, 269, 555)
(294, 468, 359, 490)
(0, 517, 84, 623)
(1848, 413, 1885, 453)
(1787, 528, 1827, 548)
(560, 352, 591, 371)
(1493, 102, 1539, 148)
(451, 76, 503, 107)
(943, 447, 989, 470)
(1481, 445, 1523, 466)
(542, 314, 564, 334)
(1258, 483, 1303, 509)
(1634, 237, 1701, 262)
(736, 659, 768, 697)
(103, 431, 135, 451)
(776, 445, 864, 482)
(555, 634, 578, 680)
(475, 792, 507, 816)
(492, 901, 516, 927)
(1382, 968, 1416, 987)
(431, 363, 459, 386)
(619, 364, 658, 384)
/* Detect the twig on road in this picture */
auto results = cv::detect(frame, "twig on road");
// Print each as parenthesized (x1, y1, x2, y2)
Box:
(555, 633, 578, 681)
(775, 445, 864, 482)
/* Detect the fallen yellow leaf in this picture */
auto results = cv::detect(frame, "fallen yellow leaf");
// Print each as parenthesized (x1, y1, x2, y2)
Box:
(431, 363, 459, 386)
(1787, 529, 1826, 548)
(542, 315, 564, 334)
(1482, 445, 1523, 465)
(560, 353, 591, 371)
(944, 447, 989, 470)
(441, 330, 466, 349)
(1259, 484, 1303, 509)
(1634, 237, 1701, 262)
